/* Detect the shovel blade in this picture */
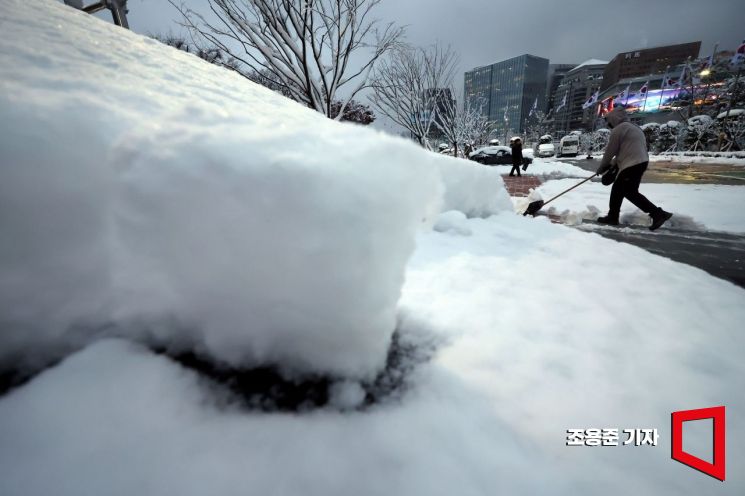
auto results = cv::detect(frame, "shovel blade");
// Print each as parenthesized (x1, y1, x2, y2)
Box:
(523, 199, 544, 216)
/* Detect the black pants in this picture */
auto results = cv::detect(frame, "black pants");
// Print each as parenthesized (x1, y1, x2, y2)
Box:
(609, 162, 658, 217)
(509, 163, 521, 176)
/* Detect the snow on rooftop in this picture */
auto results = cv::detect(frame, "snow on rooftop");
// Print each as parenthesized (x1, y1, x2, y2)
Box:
(571, 58, 609, 71)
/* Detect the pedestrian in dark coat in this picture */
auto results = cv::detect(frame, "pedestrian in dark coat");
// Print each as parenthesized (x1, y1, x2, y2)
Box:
(509, 138, 523, 177)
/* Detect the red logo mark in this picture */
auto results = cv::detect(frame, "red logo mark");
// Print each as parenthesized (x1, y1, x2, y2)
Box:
(671, 406, 726, 481)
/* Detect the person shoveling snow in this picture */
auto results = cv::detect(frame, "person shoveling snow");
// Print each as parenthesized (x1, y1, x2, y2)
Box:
(595, 106, 673, 231)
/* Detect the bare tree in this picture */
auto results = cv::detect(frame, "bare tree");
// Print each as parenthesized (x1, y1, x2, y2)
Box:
(434, 95, 492, 157)
(171, 0, 403, 119)
(369, 43, 458, 147)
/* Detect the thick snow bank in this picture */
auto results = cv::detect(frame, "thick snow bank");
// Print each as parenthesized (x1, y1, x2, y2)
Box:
(650, 152, 745, 166)
(0, 0, 514, 379)
(431, 154, 512, 216)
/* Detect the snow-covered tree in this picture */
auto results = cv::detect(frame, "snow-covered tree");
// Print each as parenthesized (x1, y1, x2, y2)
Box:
(658, 121, 683, 152)
(433, 94, 491, 156)
(172, 0, 403, 120)
(683, 115, 717, 151)
(717, 113, 745, 151)
(640, 122, 661, 153)
(525, 110, 550, 145)
(369, 43, 457, 147)
(329, 99, 376, 125)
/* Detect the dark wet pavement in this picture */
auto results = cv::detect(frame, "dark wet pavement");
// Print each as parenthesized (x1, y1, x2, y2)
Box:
(547, 157, 745, 288)
(575, 223, 745, 289)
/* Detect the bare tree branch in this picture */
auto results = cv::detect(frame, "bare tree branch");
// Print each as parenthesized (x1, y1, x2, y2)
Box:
(369, 43, 458, 147)
(170, 0, 403, 119)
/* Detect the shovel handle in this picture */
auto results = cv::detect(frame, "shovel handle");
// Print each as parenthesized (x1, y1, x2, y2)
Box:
(541, 173, 598, 207)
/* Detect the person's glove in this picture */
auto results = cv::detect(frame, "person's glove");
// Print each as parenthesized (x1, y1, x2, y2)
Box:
(596, 163, 610, 174)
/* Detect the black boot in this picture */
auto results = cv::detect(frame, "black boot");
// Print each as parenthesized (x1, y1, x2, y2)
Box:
(597, 214, 619, 226)
(649, 209, 673, 231)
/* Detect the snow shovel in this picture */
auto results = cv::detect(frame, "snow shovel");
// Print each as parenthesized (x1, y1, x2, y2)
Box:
(522, 173, 598, 216)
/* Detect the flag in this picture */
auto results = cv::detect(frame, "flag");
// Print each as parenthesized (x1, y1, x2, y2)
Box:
(556, 92, 567, 111)
(638, 80, 650, 98)
(703, 42, 719, 71)
(732, 39, 745, 67)
(582, 89, 599, 110)
(529, 98, 538, 117)
(660, 68, 673, 90)
(674, 64, 689, 88)
(615, 84, 630, 104)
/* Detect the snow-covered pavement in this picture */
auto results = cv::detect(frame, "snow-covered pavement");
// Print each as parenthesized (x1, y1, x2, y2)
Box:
(521, 179, 745, 234)
(487, 159, 593, 178)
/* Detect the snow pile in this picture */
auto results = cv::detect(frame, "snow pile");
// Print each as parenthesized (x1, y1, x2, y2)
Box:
(522, 159, 594, 178)
(433, 210, 473, 236)
(0, 0, 514, 379)
(650, 152, 745, 166)
(431, 153, 512, 216)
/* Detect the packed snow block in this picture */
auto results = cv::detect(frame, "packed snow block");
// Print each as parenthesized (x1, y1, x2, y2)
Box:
(431, 153, 513, 217)
(0, 0, 444, 379)
(109, 118, 442, 378)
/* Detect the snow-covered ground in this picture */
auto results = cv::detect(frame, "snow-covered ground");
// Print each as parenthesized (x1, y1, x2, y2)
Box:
(522, 179, 745, 233)
(650, 153, 745, 166)
(1, 1, 744, 495)
(489, 159, 593, 178)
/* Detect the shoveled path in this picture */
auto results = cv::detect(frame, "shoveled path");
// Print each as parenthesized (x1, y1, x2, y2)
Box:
(575, 223, 745, 289)
(504, 171, 745, 288)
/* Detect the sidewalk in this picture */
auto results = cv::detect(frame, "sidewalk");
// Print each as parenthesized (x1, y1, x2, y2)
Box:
(501, 175, 542, 197)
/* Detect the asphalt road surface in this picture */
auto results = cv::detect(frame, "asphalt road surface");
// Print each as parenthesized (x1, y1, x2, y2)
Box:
(576, 222, 745, 289)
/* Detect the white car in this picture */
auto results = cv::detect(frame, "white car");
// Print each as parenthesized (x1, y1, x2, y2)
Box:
(537, 135, 555, 157)
(558, 135, 579, 157)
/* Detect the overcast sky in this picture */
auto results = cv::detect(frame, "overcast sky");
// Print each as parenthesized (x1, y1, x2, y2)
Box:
(118, 0, 743, 71)
(93, 0, 743, 133)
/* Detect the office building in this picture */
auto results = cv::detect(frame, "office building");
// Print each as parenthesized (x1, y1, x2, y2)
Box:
(552, 59, 607, 134)
(464, 54, 549, 137)
(545, 63, 576, 113)
(600, 41, 701, 92)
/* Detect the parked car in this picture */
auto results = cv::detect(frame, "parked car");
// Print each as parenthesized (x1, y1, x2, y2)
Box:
(468, 146, 533, 166)
(558, 135, 579, 157)
(537, 134, 555, 157)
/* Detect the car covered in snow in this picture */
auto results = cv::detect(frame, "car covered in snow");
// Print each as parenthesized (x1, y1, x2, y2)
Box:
(537, 134, 555, 157)
(468, 146, 533, 166)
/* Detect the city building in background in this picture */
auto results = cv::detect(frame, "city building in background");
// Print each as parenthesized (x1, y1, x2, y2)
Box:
(464, 54, 549, 138)
(421, 88, 455, 142)
(545, 63, 575, 114)
(600, 41, 701, 91)
(597, 49, 737, 126)
(551, 59, 607, 134)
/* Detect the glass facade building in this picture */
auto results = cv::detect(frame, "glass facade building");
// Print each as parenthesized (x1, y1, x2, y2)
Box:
(464, 54, 549, 137)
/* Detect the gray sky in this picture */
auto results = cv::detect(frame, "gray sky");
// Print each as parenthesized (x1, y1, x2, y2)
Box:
(96, 0, 743, 133)
(117, 0, 743, 71)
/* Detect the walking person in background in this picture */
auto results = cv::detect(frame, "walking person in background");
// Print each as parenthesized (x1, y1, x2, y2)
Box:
(596, 106, 673, 231)
(509, 137, 523, 177)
